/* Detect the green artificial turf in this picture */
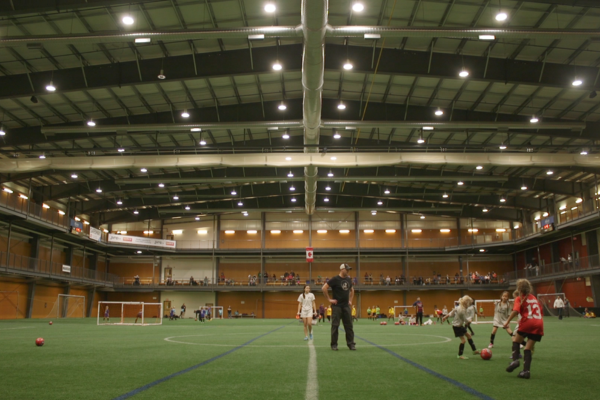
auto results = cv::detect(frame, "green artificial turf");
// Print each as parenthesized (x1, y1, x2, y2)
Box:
(1, 317, 598, 399)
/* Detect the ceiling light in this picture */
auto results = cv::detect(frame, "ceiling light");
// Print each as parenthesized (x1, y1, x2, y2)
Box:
(42, 203, 50, 209)
(499, 144, 507, 150)
(479, 35, 495, 40)
(559, 205, 567, 210)
(442, 193, 449, 198)
(191, 128, 201, 132)
(291, 197, 297, 202)
(495, 12, 508, 21)
(272, 62, 282, 71)
(134, 37, 151, 44)
(560, 211, 566, 215)
(459, 70, 469, 78)
(286, 157, 292, 161)
(422, 126, 434, 131)
(96, 188, 102, 193)
(364, 229, 374, 233)
(181, 110, 190, 118)
(264, 3, 276, 12)
(331, 156, 337, 160)
(133, 210, 139, 214)
(482, 208, 489, 212)
(19, 194, 28, 200)
(435, 108, 444, 116)
(231, 190, 237, 195)
(171, 230, 183, 235)
(581, 149, 588, 155)
(571, 206, 578, 210)
(521, 185, 527, 190)
(384, 189, 390, 194)
(457, 181, 464, 186)
(58, 210, 65, 215)
(328, 171, 334, 177)
(337, 103, 346, 110)
(173, 195, 179, 200)
(103, 229, 109, 233)
(143, 230, 154, 235)
(293, 230, 303, 234)
(324, 197, 329, 202)
(352, 2, 364, 12)
(468, 228, 478, 233)
(343, 62, 353, 70)
(247, 230, 257, 234)
(117, 148, 125, 152)
(576, 198, 583, 203)
(411, 229, 422, 233)
(195, 217, 201, 221)
(282, 133, 290, 139)
(530, 116, 539, 123)
(476, 165, 483, 170)
(317, 230, 327, 233)
(371, 211, 377, 215)
(225, 230, 235, 234)
(199, 139, 206, 145)
(500, 197, 506, 203)
(185, 206, 191, 210)
(0, 127, 5, 136)
(157, 69, 166, 79)
(278, 103, 287, 111)
(333, 132, 341, 139)
(325, 185, 331, 191)
(339, 230, 350, 234)
(496, 228, 507, 232)
(71, 173, 78, 179)
(289, 186, 295, 191)
(572, 79, 583, 87)
(117, 200, 123, 205)
(385, 229, 396, 233)
(546, 170, 553, 175)
(542, 212, 549, 217)
(158, 183, 165, 188)
(479, 249, 486, 253)
(137, 250, 144, 255)
(46, 82, 56, 92)
(122, 15, 134, 25)
(420, 215, 425, 219)
(287, 171, 294, 177)
(377, 201, 383, 205)
(417, 137, 425, 144)
(238, 201, 243, 206)
(440, 229, 451, 233)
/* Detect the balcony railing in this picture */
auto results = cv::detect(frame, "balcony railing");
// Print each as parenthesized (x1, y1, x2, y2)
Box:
(0, 251, 119, 285)
(504, 253, 600, 282)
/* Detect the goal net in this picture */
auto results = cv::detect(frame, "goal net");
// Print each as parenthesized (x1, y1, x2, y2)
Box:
(537, 293, 582, 317)
(0, 291, 21, 319)
(394, 306, 413, 323)
(57, 294, 85, 318)
(212, 306, 224, 320)
(97, 302, 162, 325)
(474, 299, 514, 324)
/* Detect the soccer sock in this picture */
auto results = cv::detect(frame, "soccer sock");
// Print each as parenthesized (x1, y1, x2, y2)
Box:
(459, 343, 465, 356)
(512, 341, 521, 361)
(490, 334, 495, 344)
(524, 350, 532, 371)
(467, 338, 476, 351)
(468, 325, 474, 334)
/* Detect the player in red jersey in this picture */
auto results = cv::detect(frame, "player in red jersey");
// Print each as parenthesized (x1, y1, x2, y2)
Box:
(503, 279, 543, 379)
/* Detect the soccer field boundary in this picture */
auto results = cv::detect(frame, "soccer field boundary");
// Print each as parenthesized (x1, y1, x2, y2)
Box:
(112, 324, 287, 400)
(355, 334, 495, 400)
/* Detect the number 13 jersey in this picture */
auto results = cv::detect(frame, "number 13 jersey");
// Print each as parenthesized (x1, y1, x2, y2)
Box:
(514, 294, 544, 336)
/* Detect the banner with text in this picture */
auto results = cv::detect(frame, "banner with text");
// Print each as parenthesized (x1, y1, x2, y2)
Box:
(89, 227, 102, 242)
(108, 234, 176, 249)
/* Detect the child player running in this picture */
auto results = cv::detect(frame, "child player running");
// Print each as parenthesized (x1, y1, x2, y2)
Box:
(297, 284, 317, 341)
(442, 295, 480, 359)
(504, 279, 543, 379)
(488, 291, 513, 348)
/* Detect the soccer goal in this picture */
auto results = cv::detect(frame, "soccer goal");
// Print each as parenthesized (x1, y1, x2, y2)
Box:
(97, 301, 163, 326)
(57, 294, 85, 318)
(211, 306, 224, 320)
(394, 306, 412, 323)
(474, 299, 514, 324)
(537, 293, 582, 317)
(0, 291, 21, 319)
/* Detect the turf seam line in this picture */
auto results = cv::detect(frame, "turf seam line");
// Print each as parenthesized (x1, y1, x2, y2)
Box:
(355, 334, 495, 400)
(113, 325, 286, 400)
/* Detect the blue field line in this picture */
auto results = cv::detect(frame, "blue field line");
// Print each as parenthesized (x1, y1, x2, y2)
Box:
(113, 325, 286, 400)
(356, 335, 495, 400)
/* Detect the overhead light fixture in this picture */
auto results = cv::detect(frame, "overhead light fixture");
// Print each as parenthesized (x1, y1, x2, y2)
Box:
(282, 133, 290, 139)
(264, 3, 276, 12)
(58, 210, 65, 215)
(317, 230, 327, 234)
(482, 208, 489, 212)
(476, 165, 483, 170)
(521, 185, 527, 190)
(122, 15, 134, 25)
(42, 203, 50, 209)
(459, 70, 469, 78)
(479, 249, 486, 253)
(417, 136, 425, 144)
(330, 156, 337, 160)
(352, 2, 364, 12)
(293, 230, 303, 234)
(185, 206, 191, 210)
(468, 228, 479, 233)
(495, 12, 508, 21)
(103, 229, 109, 233)
(559, 205, 567, 210)
(385, 229, 396, 233)
(500, 197, 506, 203)
(496, 228, 507, 233)
(479, 35, 496, 40)
(143, 230, 154, 235)
(530, 116, 539, 123)
(546, 170, 553, 175)
(238, 201, 243, 206)
(571, 206, 578, 210)
(197, 229, 208, 234)
(39, 154, 46, 159)
(134, 37, 151, 44)
(291, 197, 297, 202)
(333, 132, 341, 139)
(86, 120, 96, 127)
(172, 230, 183, 235)
(581, 149, 588, 155)
(576, 198, 583, 203)
(225, 230, 235, 234)
(272, 62, 282, 71)
(286, 157, 292, 161)
(181, 110, 190, 118)
(371, 211, 377, 215)
(384, 189, 390, 194)
(278, 103, 287, 111)
(377, 201, 383, 205)
(411, 229, 422, 233)
(289, 186, 295, 191)
(96, 188, 102, 193)
(364, 229, 374, 233)
(435, 108, 444, 116)
(71, 173, 78, 179)
(199, 139, 206, 146)
(157, 69, 166, 79)
(422, 126, 434, 131)
(46, 82, 56, 92)
(19, 194, 28, 200)
(0, 127, 5, 136)
(30, 96, 38, 104)
(442, 193, 449, 198)
(158, 183, 165, 188)
(120, 231, 128, 235)
(117, 148, 125, 152)
(328, 171, 334, 177)
(339, 230, 350, 234)
(420, 215, 425, 219)
(343, 62, 353, 70)
(499, 144, 507, 150)
(325, 185, 331, 191)
(231, 190, 237, 195)
(542, 212, 549, 217)
(133, 210, 139, 214)
(337, 102, 346, 110)
(287, 171, 294, 177)
(457, 181, 464, 186)
(191, 128, 201, 132)
(173, 195, 179, 200)
(247, 230, 257, 234)
(324, 197, 329, 202)
(117, 200, 123, 205)
(440, 229, 451, 233)
(572, 79, 583, 87)
(195, 217, 201, 221)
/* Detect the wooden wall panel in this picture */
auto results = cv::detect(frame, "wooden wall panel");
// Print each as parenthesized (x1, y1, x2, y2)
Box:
(31, 285, 64, 318)
(265, 231, 309, 249)
(218, 292, 262, 316)
(109, 262, 154, 282)
(105, 292, 159, 303)
(219, 231, 261, 249)
(561, 278, 593, 308)
(218, 262, 262, 283)
(312, 231, 356, 249)
(359, 231, 402, 248)
(0, 279, 28, 319)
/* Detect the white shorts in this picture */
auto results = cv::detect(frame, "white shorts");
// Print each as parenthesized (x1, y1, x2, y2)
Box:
(300, 309, 314, 318)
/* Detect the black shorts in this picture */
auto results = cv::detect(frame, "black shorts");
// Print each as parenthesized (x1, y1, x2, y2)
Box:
(453, 326, 468, 337)
(517, 330, 543, 342)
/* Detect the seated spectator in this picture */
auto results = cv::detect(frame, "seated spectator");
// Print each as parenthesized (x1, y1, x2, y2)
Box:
(385, 275, 391, 286)
(204, 276, 209, 285)
(234, 310, 240, 317)
(395, 276, 400, 285)
(134, 275, 140, 285)
(317, 275, 322, 284)
(166, 276, 173, 286)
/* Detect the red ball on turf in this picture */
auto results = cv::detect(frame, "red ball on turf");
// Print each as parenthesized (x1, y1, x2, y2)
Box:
(49, 321, 53, 325)
(383, 321, 387, 325)
(394, 321, 400, 325)
(480, 348, 492, 360)
(36, 338, 44, 347)
(380, 321, 383, 325)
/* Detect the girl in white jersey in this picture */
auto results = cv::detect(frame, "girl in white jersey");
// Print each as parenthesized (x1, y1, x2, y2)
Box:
(443, 296, 480, 359)
(488, 291, 513, 348)
(297, 284, 317, 341)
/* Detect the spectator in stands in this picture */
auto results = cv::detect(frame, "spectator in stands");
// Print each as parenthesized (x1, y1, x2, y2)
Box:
(400, 274, 405, 284)
(166, 276, 173, 286)
(234, 310, 240, 317)
(364, 272, 369, 283)
(454, 273, 459, 283)
(368, 273, 373, 283)
(385, 275, 391, 286)
(272, 273, 276, 282)
(133, 274, 140, 285)
(567, 254, 573, 268)
(189, 276, 196, 286)
(379, 274, 384, 285)
(220, 271, 225, 282)
(395, 276, 400, 285)
(204, 276, 209, 286)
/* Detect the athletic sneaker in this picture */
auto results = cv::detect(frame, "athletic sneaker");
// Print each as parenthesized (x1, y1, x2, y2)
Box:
(473, 350, 480, 355)
(506, 360, 520, 373)
(348, 344, 356, 350)
(331, 345, 338, 351)
(309, 333, 313, 340)
(457, 355, 469, 360)
(488, 343, 494, 348)
(517, 370, 531, 379)
(304, 336, 308, 341)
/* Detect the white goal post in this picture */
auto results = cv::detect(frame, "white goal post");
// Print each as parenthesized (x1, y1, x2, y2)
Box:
(537, 293, 582, 317)
(474, 299, 514, 324)
(97, 301, 163, 326)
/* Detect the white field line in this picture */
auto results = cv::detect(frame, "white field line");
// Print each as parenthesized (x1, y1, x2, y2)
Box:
(306, 339, 318, 400)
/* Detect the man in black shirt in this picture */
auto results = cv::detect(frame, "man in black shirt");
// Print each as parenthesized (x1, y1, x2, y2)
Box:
(322, 263, 356, 351)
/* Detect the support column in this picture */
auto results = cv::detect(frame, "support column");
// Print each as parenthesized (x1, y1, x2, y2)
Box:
(29, 234, 40, 270)
(215, 215, 221, 249)
(261, 256, 265, 286)
(26, 280, 36, 318)
(5, 221, 12, 266)
(355, 255, 360, 286)
(87, 287, 96, 317)
(215, 257, 220, 285)
(64, 246, 74, 268)
(400, 214, 405, 248)
(308, 214, 312, 246)
(458, 256, 463, 276)
(456, 217, 462, 246)
(261, 212, 266, 250)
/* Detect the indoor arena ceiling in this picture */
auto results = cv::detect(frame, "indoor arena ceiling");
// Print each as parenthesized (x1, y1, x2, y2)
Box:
(1, 0, 600, 224)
